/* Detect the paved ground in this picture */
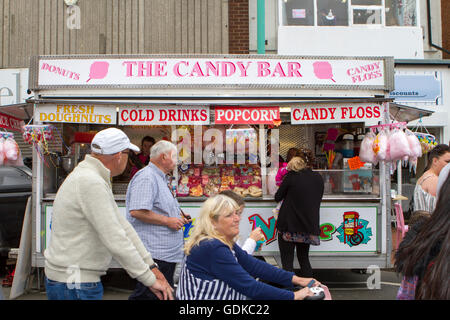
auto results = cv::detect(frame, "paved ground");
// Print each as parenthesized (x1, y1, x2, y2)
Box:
(1, 268, 402, 300)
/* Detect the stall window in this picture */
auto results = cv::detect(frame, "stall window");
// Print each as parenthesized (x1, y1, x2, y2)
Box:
(385, 0, 417, 26)
(317, 0, 349, 26)
(282, 0, 315, 26)
(279, 0, 418, 27)
(351, 0, 384, 25)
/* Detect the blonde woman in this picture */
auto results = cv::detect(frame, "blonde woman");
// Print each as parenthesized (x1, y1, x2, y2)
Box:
(275, 155, 324, 278)
(176, 194, 321, 300)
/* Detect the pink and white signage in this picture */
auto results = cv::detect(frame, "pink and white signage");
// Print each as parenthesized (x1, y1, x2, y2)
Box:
(33, 56, 390, 89)
(291, 103, 384, 124)
(215, 106, 280, 124)
(118, 105, 210, 125)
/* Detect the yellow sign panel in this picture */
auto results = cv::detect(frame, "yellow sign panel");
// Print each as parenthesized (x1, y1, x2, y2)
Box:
(37, 104, 117, 124)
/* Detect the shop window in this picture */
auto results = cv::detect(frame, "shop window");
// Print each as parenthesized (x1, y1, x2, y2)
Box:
(317, 0, 349, 26)
(351, 0, 382, 5)
(279, 0, 418, 27)
(385, 0, 417, 26)
(352, 8, 383, 25)
(282, 0, 315, 26)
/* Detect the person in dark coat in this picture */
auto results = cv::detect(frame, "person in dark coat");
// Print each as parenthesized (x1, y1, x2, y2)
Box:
(275, 152, 324, 277)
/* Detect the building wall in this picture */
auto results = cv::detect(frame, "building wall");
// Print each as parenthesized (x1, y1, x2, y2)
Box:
(442, 0, 450, 59)
(246, 0, 443, 59)
(402, 64, 450, 145)
(0, 0, 229, 69)
(229, 0, 249, 54)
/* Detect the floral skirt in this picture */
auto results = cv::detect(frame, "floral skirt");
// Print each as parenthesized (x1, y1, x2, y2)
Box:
(279, 231, 320, 246)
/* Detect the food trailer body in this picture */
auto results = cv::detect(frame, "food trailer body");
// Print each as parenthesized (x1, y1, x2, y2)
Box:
(28, 54, 396, 270)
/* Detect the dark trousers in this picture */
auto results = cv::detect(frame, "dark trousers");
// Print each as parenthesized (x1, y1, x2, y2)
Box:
(128, 259, 176, 300)
(278, 234, 313, 278)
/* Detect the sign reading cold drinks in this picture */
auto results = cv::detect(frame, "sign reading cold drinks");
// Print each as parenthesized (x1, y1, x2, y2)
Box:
(119, 106, 210, 125)
(291, 103, 383, 124)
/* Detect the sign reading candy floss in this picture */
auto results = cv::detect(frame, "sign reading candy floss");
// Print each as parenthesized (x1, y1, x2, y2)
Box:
(33, 56, 391, 90)
(291, 103, 383, 125)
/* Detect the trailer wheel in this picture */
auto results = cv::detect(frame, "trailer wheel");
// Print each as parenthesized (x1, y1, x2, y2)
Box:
(349, 232, 364, 246)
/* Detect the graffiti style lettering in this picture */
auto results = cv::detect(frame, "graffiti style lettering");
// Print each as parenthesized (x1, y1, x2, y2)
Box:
(248, 214, 277, 244)
(319, 223, 336, 241)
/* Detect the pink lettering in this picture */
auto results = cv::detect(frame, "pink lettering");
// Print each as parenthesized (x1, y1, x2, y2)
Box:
(123, 61, 137, 77)
(236, 62, 252, 77)
(287, 62, 302, 77)
(257, 62, 271, 77)
(174, 61, 188, 77)
(271, 62, 286, 77)
(189, 62, 205, 77)
(221, 62, 236, 77)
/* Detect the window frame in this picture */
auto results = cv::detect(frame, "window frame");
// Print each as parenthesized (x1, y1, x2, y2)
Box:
(279, 0, 420, 27)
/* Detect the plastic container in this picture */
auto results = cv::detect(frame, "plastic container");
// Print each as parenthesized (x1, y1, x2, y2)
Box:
(341, 134, 355, 158)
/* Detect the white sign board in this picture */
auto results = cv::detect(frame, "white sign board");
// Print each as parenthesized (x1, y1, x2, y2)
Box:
(181, 204, 378, 253)
(291, 102, 384, 125)
(118, 105, 210, 125)
(42, 203, 378, 253)
(32, 56, 391, 89)
(36, 104, 117, 124)
(0, 68, 30, 106)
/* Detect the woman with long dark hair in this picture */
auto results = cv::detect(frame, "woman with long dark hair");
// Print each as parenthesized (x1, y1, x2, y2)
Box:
(413, 144, 450, 212)
(395, 173, 450, 299)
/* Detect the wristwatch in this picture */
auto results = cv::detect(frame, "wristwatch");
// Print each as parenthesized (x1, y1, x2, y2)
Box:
(149, 262, 159, 270)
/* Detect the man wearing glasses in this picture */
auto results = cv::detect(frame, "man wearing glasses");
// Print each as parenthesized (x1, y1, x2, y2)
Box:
(44, 128, 173, 300)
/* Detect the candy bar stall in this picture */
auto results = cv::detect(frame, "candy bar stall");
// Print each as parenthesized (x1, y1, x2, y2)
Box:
(28, 54, 424, 272)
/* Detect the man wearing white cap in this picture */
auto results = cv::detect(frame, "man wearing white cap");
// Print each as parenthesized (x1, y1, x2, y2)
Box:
(44, 128, 173, 300)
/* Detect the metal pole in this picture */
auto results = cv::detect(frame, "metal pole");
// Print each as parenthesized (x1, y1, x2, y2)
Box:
(257, 0, 265, 54)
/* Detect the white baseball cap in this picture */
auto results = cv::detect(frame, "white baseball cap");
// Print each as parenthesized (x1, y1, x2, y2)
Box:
(90, 128, 140, 155)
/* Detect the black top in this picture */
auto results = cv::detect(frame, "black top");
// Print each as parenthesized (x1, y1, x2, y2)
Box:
(275, 169, 324, 236)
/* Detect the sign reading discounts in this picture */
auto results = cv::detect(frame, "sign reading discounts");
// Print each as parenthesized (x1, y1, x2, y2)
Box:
(0, 112, 25, 132)
(291, 103, 383, 124)
(32, 55, 392, 90)
(215, 107, 280, 124)
(119, 106, 210, 125)
(37, 104, 117, 124)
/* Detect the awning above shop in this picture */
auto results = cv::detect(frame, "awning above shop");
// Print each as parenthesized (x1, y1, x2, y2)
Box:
(389, 103, 434, 123)
(0, 103, 33, 120)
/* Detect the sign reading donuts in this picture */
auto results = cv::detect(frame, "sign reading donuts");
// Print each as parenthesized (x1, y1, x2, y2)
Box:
(214, 107, 280, 125)
(291, 103, 383, 124)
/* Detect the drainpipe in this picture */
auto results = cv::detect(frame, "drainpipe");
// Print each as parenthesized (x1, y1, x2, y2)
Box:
(257, 0, 265, 54)
(427, 0, 450, 55)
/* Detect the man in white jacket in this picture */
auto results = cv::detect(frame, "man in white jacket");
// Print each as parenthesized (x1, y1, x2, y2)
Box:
(44, 128, 173, 300)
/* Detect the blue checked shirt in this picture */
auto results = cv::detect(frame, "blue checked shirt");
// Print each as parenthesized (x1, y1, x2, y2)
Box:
(126, 162, 184, 263)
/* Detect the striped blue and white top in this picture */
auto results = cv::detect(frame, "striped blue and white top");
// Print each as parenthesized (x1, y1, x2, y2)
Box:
(176, 239, 295, 300)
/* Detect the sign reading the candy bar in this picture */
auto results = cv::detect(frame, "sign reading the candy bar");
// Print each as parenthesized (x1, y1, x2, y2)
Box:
(32, 55, 393, 90)
(37, 104, 117, 124)
(215, 107, 280, 124)
(119, 106, 210, 125)
(0, 112, 25, 132)
(291, 103, 383, 124)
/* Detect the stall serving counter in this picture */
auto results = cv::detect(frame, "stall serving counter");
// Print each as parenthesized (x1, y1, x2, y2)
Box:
(29, 54, 396, 270)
